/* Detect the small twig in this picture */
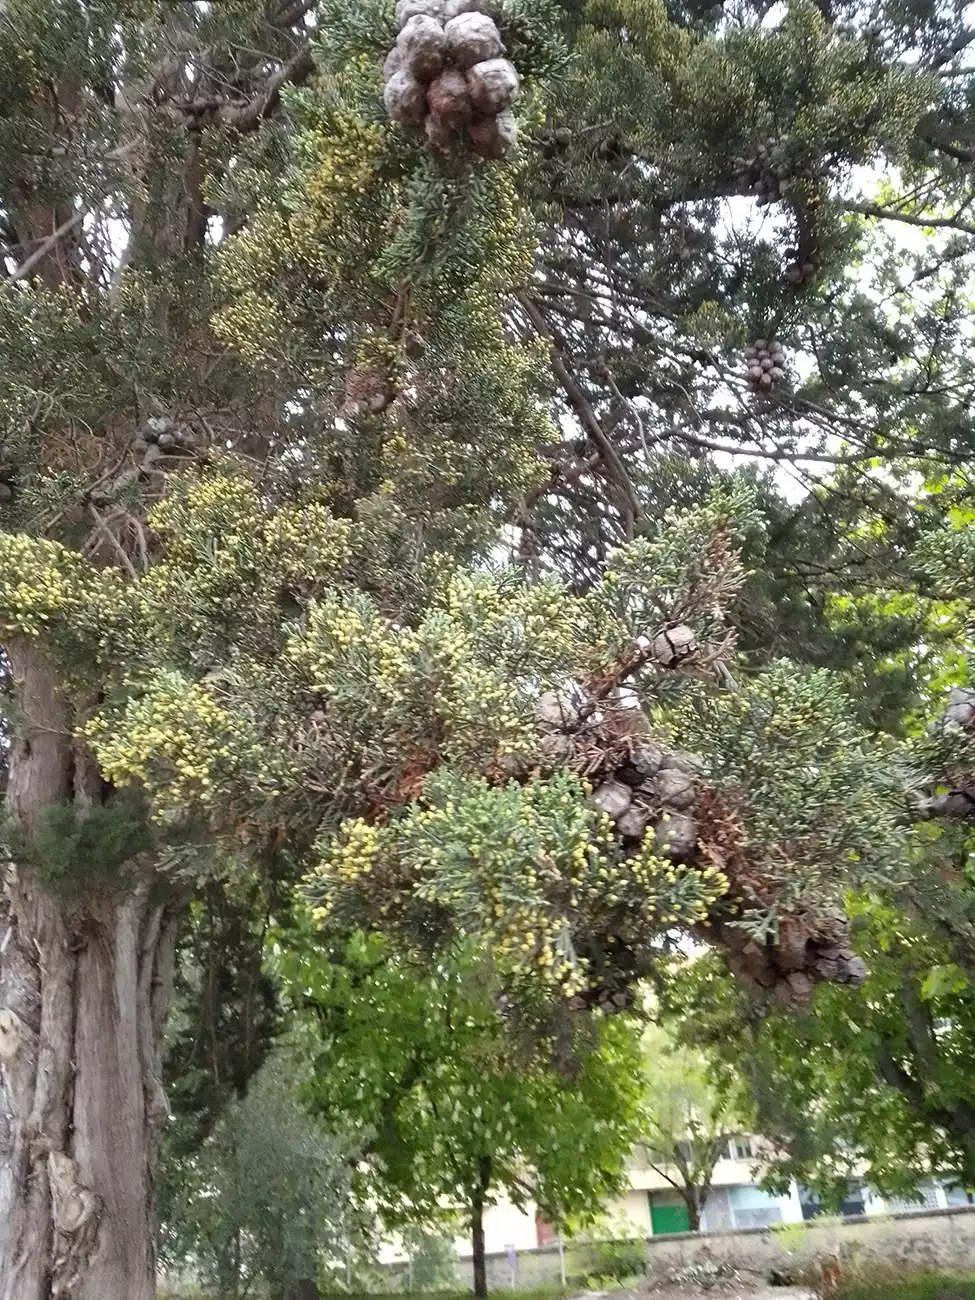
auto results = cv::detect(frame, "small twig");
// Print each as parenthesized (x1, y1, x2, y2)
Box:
(601, 365, 653, 461)
(130, 516, 150, 571)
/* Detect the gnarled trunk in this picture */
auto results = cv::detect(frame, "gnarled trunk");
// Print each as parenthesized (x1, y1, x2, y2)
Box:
(0, 643, 179, 1300)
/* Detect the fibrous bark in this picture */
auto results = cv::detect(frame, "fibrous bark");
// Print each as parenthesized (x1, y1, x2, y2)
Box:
(0, 645, 179, 1300)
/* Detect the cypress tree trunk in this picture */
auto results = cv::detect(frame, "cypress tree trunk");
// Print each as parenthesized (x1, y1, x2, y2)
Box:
(0, 644, 178, 1300)
(470, 1156, 492, 1300)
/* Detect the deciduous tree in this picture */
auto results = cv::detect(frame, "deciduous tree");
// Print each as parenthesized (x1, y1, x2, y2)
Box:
(661, 899, 975, 1206)
(282, 932, 647, 1298)
(158, 1045, 362, 1300)
(635, 1025, 752, 1232)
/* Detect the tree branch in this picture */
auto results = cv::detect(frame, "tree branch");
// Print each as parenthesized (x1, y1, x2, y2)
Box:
(843, 200, 975, 237)
(213, 44, 315, 131)
(922, 134, 975, 164)
(876, 1034, 975, 1148)
(670, 425, 884, 466)
(6, 212, 83, 284)
(516, 292, 642, 536)
(642, 1155, 691, 1198)
(925, 28, 975, 70)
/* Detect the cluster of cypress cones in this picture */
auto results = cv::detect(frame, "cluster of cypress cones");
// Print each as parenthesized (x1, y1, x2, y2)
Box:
(383, 0, 521, 158)
(132, 414, 201, 459)
(734, 135, 793, 207)
(744, 339, 786, 392)
(534, 682, 867, 1009)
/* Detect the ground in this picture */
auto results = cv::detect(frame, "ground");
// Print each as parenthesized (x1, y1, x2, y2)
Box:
(644, 1290, 811, 1299)
(585, 1284, 811, 1299)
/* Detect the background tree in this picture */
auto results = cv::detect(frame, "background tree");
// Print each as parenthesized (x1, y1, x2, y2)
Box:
(282, 930, 649, 1298)
(163, 881, 283, 1161)
(634, 1024, 753, 1232)
(158, 1045, 364, 1300)
(397, 1228, 461, 1295)
(515, 0, 975, 606)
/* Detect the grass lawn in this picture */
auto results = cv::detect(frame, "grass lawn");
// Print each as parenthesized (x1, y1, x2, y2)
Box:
(839, 1277, 975, 1300)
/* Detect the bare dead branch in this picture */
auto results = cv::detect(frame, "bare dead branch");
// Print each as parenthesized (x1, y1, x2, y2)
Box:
(211, 44, 315, 132)
(6, 212, 83, 285)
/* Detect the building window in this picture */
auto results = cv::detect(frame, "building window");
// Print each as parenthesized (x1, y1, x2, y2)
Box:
(725, 1137, 754, 1161)
(734, 1206, 783, 1228)
(700, 1186, 733, 1233)
(727, 1183, 784, 1229)
(841, 1179, 866, 1218)
(885, 1183, 942, 1212)
(797, 1180, 865, 1221)
(799, 1191, 821, 1222)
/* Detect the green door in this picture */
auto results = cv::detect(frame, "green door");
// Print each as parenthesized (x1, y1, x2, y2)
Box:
(649, 1200, 691, 1235)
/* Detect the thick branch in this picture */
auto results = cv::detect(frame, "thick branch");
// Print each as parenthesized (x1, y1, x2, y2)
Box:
(517, 292, 642, 534)
(210, 45, 315, 132)
(876, 1037, 975, 1150)
(843, 200, 975, 237)
(926, 29, 975, 70)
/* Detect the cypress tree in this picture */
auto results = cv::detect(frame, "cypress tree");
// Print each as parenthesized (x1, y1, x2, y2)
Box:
(0, 1, 973, 1295)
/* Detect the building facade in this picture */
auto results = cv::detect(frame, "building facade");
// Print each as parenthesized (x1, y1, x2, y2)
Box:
(437, 1142, 971, 1259)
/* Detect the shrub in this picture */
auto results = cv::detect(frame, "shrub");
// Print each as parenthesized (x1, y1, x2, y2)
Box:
(584, 1238, 646, 1282)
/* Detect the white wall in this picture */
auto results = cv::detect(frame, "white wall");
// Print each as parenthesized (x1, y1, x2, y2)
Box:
(779, 1180, 805, 1224)
(603, 1189, 653, 1238)
(453, 1199, 541, 1258)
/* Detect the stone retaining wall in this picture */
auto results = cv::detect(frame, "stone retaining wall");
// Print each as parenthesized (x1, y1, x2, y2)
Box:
(449, 1205, 975, 1291)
